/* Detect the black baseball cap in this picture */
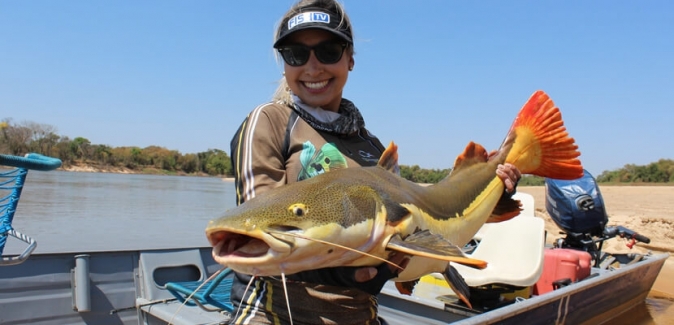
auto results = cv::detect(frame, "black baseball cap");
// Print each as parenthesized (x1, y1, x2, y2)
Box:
(274, 8, 353, 48)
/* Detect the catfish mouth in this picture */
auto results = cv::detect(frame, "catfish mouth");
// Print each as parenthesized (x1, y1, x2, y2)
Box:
(208, 225, 302, 259)
(209, 231, 270, 258)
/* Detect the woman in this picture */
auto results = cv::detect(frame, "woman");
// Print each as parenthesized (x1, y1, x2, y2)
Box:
(229, 1, 520, 324)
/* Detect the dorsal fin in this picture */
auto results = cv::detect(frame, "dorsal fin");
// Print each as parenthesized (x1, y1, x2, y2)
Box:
(451, 141, 488, 174)
(378, 141, 400, 175)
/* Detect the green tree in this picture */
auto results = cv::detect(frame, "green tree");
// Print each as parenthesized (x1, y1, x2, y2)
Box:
(130, 147, 148, 166)
(201, 149, 231, 176)
(71, 137, 91, 160)
(518, 175, 545, 186)
(179, 153, 199, 174)
(54, 136, 75, 164)
(112, 147, 135, 168)
(597, 159, 674, 183)
(93, 145, 114, 165)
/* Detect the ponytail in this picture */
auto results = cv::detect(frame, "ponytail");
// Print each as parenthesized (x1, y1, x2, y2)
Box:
(272, 76, 293, 106)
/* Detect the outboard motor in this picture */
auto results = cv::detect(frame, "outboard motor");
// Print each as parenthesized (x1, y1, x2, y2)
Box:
(545, 169, 608, 238)
(545, 169, 650, 267)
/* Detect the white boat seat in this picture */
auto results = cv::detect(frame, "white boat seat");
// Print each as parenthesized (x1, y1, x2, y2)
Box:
(473, 192, 536, 240)
(453, 213, 546, 288)
(512, 191, 535, 217)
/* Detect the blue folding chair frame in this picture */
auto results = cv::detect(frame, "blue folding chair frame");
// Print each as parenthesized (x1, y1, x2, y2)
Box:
(0, 153, 61, 265)
(164, 268, 235, 313)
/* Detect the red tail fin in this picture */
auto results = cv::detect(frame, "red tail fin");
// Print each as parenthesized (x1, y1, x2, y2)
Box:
(505, 91, 583, 180)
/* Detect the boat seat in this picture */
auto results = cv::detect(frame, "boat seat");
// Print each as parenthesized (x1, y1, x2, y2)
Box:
(454, 215, 546, 287)
(513, 191, 535, 217)
(164, 268, 235, 313)
(472, 192, 536, 241)
(139, 249, 208, 301)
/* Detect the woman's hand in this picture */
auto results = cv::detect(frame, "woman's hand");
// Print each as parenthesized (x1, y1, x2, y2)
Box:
(354, 252, 410, 282)
(496, 163, 521, 193)
(487, 151, 522, 193)
(290, 252, 410, 295)
(351, 252, 410, 295)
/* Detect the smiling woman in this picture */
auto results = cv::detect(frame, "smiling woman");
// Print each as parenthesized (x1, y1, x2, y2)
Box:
(226, 1, 397, 323)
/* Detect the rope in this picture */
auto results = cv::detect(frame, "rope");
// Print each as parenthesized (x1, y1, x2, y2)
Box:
(0, 229, 37, 265)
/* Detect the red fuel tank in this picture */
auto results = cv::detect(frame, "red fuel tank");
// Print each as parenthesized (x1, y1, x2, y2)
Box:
(533, 248, 592, 295)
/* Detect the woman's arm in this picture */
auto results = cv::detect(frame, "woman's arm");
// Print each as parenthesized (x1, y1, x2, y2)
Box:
(230, 104, 289, 204)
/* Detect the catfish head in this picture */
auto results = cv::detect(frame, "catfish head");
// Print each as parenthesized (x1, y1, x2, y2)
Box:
(206, 170, 402, 276)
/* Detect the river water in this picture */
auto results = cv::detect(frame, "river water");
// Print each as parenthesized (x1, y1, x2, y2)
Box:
(3, 170, 237, 254)
(2, 170, 672, 324)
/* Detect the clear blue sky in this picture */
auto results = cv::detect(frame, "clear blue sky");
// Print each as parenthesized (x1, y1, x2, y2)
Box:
(2, 1, 672, 176)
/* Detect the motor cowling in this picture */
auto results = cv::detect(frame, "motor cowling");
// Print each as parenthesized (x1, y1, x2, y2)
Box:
(545, 169, 608, 237)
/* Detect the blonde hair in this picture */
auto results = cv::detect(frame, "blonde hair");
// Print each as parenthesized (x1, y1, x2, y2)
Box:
(271, 0, 354, 106)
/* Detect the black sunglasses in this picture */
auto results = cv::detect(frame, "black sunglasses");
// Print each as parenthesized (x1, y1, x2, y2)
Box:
(277, 41, 348, 67)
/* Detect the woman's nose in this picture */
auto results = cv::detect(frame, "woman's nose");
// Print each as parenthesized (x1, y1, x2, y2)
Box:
(303, 51, 323, 76)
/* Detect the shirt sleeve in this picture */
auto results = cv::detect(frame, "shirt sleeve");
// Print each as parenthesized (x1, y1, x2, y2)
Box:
(230, 103, 288, 205)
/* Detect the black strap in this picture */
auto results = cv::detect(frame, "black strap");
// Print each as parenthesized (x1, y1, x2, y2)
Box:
(282, 110, 300, 161)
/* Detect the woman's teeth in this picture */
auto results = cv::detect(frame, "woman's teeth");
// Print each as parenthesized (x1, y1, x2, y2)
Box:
(303, 80, 329, 89)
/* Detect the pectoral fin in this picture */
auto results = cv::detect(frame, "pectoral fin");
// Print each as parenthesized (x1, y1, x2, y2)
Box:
(387, 231, 487, 269)
(444, 264, 472, 309)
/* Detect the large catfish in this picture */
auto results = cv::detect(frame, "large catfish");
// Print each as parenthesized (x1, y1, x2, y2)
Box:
(206, 90, 583, 306)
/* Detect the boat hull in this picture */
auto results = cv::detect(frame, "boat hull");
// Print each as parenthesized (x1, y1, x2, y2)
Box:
(451, 253, 668, 325)
(0, 247, 667, 325)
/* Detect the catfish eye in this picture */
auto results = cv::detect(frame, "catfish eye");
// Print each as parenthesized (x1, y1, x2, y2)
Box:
(288, 204, 308, 217)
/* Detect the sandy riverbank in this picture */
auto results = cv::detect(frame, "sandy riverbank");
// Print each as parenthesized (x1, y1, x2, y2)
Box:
(518, 186, 674, 296)
(62, 164, 135, 174)
(60, 163, 217, 177)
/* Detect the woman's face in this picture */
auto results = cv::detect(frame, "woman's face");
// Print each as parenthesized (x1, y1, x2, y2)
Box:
(282, 29, 353, 112)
